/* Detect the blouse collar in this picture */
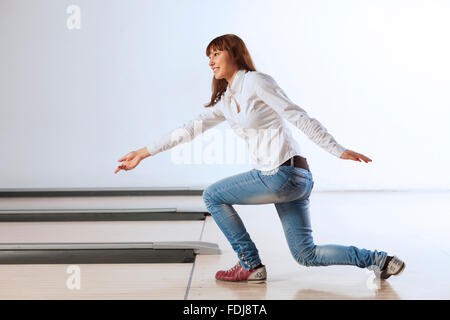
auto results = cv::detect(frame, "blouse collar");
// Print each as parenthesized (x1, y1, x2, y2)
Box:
(224, 69, 247, 103)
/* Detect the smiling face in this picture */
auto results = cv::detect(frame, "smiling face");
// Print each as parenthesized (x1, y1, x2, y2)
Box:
(208, 48, 238, 83)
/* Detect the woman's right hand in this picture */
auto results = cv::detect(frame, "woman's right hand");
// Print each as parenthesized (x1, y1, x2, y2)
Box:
(114, 151, 142, 174)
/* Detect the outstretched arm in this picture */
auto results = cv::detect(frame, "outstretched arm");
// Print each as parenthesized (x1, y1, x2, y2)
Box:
(115, 105, 226, 174)
(148, 104, 225, 157)
(253, 72, 371, 162)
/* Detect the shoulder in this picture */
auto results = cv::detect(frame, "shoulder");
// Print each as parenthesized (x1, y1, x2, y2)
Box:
(245, 71, 277, 90)
(245, 70, 274, 83)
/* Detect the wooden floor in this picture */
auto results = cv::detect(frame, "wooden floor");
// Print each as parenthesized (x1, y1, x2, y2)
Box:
(0, 191, 449, 299)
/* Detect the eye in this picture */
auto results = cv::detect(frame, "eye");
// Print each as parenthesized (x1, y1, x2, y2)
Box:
(208, 51, 220, 59)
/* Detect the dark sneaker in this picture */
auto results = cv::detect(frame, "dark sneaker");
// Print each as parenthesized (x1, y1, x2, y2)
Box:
(215, 261, 267, 283)
(380, 256, 406, 279)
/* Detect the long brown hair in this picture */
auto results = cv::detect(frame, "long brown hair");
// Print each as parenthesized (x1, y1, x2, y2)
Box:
(204, 34, 257, 108)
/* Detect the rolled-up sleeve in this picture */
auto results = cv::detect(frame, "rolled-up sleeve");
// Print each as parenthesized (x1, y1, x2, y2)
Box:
(253, 72, 346, 158)
(147, 105, 226, 156)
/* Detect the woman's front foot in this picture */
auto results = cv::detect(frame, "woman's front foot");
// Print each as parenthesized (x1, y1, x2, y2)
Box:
(215, 261, 267, 283)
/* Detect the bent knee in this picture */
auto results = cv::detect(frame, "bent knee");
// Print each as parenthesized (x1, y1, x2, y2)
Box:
(202, 187, 217, 207)
(297, 257, 315, 267)
(295, 247, 317, 267)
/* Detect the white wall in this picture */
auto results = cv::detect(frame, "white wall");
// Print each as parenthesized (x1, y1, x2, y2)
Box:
(0, 0, 449, 191)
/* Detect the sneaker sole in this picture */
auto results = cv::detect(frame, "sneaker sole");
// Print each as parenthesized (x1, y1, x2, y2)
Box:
(215, 277, 267, 283)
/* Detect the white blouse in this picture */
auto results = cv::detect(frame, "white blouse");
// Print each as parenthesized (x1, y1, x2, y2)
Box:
(147, 69, 346, 171)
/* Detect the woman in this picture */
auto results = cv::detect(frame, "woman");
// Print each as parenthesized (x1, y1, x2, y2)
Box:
(115, 34, 405, 283)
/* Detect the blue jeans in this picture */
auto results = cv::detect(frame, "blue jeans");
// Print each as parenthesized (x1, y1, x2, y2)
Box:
(203, 165, 388, 271)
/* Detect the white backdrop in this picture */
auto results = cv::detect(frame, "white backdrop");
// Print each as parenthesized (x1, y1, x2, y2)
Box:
(0, 0, 449, 191)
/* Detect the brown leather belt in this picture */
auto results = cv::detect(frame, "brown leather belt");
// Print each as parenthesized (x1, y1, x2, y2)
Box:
(281, 155, 310, 171)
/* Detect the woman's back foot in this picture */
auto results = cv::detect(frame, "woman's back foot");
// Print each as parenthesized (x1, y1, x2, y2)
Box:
(380, 255, 406, 280)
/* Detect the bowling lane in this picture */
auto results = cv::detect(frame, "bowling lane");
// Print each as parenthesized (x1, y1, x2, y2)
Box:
(0, 195, 206, 299)
(0, 263, 193, 299)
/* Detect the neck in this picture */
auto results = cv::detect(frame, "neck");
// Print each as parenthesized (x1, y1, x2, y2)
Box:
(226, 69, 239, 88)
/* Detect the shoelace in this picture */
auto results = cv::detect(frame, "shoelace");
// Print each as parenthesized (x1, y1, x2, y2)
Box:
(225, 262, 241, 274)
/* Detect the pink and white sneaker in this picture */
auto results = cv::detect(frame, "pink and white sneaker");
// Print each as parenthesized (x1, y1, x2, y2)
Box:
(215, 261, 266, 283)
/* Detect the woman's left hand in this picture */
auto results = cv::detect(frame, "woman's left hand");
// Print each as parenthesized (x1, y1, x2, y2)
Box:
(340, 149, 372, 163)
